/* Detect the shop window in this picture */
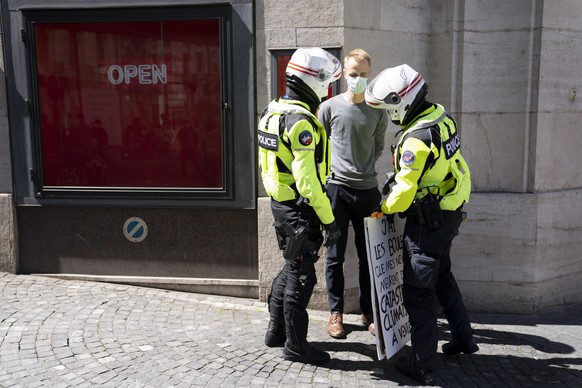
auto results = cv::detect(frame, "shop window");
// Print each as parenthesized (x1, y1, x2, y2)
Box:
(35, 18, 223, 191)
(3, 4, 254, 207)
(270, 48, 341, 100)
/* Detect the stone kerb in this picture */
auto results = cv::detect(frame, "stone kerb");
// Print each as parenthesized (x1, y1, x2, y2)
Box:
(0, 194, 17, 273)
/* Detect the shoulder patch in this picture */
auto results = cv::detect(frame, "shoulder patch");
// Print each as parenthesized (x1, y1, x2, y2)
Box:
(298, 130, 313, 146)
(401, 150, 415, 166)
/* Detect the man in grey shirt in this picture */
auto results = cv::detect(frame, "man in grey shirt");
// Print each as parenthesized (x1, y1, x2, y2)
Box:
(318, 48, 388, 339)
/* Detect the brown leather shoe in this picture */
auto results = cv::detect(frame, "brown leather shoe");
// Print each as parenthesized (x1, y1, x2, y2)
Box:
(360, 314, 376, 336)
(327, 312, 345, 339)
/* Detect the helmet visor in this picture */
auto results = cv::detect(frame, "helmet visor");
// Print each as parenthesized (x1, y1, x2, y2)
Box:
(367, 71, 402, 106)
(315, 52, 341, 82)
(383, 92, 401, 106)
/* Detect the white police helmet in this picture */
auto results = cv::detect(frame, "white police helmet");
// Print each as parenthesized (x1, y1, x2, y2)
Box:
(365, 64, 428, 125)
(286, 47, 342, 102)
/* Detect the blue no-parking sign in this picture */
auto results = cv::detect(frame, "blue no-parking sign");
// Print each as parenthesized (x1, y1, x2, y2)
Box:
(123, 217, 148, 243)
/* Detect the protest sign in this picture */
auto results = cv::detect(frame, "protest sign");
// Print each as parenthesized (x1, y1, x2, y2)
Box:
(365, 215, 411, 360)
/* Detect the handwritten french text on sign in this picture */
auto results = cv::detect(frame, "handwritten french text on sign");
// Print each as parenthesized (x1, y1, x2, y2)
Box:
(365, 216, 411, 360)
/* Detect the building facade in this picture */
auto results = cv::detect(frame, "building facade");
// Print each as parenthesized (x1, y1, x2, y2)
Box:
(1, 0, 581, 314)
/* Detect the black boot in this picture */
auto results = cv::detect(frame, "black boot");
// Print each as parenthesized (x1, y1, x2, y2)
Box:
(395, 357, 435, 386)
(265, 273, 286, 347)
(283, 300, 329, 364)
(442, 339, 479, 355)
(265, 317, 286, 347)
(283, 339, 330, 364)
(281, 255, 328, 364)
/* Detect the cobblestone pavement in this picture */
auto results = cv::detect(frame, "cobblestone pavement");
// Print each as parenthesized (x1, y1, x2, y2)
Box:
(0, 272, 581, 387)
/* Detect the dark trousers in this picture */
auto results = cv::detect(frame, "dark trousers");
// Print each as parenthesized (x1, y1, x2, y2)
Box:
(402, 208, 474, 370)
(269, 200, 323, 346)
(325, 183, 381, 314)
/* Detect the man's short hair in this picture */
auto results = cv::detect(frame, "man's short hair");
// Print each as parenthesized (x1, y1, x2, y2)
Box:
(344, 48, 371, 67)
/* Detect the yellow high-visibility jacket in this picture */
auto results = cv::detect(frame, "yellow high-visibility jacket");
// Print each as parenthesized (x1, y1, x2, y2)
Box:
(381, 103, 471, 214)
(258, 98, 334, 225)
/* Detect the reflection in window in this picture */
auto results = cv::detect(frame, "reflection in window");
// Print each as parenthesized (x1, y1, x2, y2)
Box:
(276, 54, 292, 98)
(35, 20, 223, 189)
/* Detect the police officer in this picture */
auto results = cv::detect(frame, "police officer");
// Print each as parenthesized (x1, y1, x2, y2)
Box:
(258, 47, 342, 365)
(365, 64, 478, 385)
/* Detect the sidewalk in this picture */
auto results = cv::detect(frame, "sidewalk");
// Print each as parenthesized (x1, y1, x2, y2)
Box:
(0, 272, 580, 387)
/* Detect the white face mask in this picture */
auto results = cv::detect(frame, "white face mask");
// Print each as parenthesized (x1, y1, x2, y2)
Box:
(347, 76, 368, 95)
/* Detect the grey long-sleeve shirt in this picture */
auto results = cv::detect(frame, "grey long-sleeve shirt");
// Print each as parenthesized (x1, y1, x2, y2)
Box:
(318, 94, 388, 190)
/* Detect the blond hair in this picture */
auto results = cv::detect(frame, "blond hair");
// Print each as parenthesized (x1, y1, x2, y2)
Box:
(344, 48, 371, 67)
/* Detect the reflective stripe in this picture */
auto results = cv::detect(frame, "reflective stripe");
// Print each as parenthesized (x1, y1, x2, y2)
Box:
(287, 62, 319, 77)
(398, 73, 423, 97)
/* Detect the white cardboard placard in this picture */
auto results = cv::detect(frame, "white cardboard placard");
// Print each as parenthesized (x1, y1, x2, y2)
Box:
(365, 215, 411, 360)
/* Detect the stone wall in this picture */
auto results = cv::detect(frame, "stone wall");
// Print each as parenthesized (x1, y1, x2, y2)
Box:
(445, 0, 582, 312)
(256, 0, 582, 314)
(0, 0, 580, 314)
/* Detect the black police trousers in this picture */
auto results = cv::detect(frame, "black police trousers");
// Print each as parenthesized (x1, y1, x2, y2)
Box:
(268, 199, 324, 348)
(402, 208, 474, 371)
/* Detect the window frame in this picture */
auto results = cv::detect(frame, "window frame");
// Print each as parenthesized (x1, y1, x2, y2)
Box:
(270, 47, 342, 100)
(2, 2, 255, 209)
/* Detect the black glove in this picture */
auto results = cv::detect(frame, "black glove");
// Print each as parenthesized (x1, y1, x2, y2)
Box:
(323, 221, 341, 247)
(371, 203, 394, 223)
(381, 172, 396, 195)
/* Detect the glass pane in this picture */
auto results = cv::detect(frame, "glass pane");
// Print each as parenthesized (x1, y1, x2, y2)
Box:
(276, 52, 335, 100)
(35, 19, 223, 189)
(276, 54, 291, 98)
